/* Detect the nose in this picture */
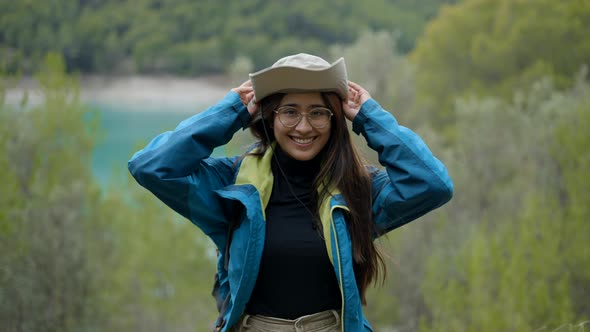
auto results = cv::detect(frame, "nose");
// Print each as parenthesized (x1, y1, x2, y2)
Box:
(294, 115, 313, 132)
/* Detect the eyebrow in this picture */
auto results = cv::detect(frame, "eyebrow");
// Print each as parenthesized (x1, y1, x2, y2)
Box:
(280, 103, 327, 108)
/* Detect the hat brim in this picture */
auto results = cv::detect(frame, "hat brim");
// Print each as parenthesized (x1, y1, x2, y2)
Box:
(249, 57, 348, 101)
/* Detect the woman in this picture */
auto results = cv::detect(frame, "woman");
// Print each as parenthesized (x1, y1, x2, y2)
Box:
(128, 53, 453, 332)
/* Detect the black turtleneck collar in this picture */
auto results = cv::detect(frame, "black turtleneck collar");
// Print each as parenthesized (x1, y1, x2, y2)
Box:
(271, 145, 323, 178)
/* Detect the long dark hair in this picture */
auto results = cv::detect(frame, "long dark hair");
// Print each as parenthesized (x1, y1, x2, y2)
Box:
(248, 92, 386, 304)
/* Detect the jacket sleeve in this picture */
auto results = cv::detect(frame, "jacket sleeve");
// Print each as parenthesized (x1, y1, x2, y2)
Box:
(128, 92, 251, 246)
(352, 99, 454, 236)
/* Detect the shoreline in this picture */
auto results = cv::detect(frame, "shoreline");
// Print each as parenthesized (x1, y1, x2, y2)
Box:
(3, 74, 233, 111)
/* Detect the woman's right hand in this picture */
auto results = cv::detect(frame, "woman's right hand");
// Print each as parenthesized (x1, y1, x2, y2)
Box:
(231, 80, 259, 116)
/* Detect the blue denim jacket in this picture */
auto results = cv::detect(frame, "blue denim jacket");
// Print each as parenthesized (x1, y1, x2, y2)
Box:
(128, 92, 453, 331)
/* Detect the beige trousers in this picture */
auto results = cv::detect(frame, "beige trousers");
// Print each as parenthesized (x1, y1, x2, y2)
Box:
(231, 309, 341, 332)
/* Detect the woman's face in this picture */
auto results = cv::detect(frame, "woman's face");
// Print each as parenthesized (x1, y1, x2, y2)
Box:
(273, 92, 332, 161)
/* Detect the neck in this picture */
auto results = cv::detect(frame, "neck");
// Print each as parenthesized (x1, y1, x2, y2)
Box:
(272, 145, 323, 177)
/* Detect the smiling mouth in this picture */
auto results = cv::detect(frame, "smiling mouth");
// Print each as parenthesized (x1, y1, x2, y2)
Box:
(290, 136, 316, 144)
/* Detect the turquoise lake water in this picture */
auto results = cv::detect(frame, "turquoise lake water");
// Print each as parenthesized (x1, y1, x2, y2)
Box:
(90, 102, 226, 187)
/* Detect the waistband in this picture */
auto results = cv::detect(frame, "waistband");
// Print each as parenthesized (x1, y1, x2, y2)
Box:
(239, 309, 341, 331)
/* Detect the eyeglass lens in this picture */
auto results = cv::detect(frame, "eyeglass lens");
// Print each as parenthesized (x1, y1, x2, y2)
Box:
(276, 107, 332, 128)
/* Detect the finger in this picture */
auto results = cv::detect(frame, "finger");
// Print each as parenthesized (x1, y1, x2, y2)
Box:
(352, 90, 360, 104)
(246, 91, 256, 103)
(348, 88, 356, 99)
(240, 91, 252, 105)
(240, 86, 254, 94)
(349, 81, 367, 97)
(348, 84, 356, 94)
(348, 85, 355, 95)
(240, 90, 254, 105)
(348, 81, 361, 90)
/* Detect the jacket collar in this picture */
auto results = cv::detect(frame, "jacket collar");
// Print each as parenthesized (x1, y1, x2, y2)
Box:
(235, 143, 349, 265)
(235, 144, 274, 219)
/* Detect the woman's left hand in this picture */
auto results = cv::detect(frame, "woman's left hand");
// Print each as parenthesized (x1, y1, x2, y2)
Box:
(343, 81, 371, 121)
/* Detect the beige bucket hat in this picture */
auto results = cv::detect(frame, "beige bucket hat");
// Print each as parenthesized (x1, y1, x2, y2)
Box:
(249, 53, 348, 101)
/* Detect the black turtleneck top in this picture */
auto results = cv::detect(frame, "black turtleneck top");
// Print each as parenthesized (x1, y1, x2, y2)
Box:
(245, 146, 342, 319)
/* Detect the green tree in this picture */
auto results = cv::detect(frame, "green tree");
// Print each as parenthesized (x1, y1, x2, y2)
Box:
(0, 1, 82, 72)
(330, 29, 417, 127)
(418, 74, 590, 331)
(0, 53, 106, 331)
(0, 0, 455, 75)
(421, 200, 575, 331)
(551, 72, 590, 318)
(94, 177, 218, 331)
(0, 53, 219, 331)
(411, 0, 590, 133)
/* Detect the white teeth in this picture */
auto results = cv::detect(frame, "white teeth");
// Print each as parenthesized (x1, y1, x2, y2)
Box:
(292, 137, 314, 144)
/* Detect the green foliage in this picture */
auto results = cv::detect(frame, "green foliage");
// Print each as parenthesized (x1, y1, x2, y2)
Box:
(0, 53, 103, 331)
(417, 74, 590, 332)
(0, 53, 218, 331)
(228, 55, 254, 87)
(411, 0, 590, 133)
(0, 0, 455, 75)
(95, 178, 218, 331)
(421, 201, 574, 331)
(330, 30, 417, 129)
(551, 72, 590, 317)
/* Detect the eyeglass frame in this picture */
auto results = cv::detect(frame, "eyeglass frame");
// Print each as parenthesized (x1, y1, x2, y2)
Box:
(273, 106, 334, 129)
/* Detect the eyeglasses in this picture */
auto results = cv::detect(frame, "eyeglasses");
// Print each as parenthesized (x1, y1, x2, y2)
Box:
(273, 106, 333, 129)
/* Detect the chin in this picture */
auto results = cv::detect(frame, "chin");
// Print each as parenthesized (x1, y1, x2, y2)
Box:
(288, 150, 318, 161)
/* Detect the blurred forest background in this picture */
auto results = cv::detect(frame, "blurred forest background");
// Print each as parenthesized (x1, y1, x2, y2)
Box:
(1, 0, 589, 331)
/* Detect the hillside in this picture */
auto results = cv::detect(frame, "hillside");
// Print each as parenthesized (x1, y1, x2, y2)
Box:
(0, 0, 456, 75)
